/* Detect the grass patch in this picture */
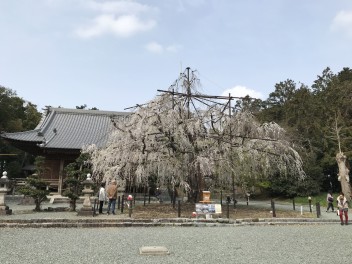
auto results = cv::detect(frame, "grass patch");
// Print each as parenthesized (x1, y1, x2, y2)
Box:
(276, 192, 339, 208)
(129, 203, 314, 219)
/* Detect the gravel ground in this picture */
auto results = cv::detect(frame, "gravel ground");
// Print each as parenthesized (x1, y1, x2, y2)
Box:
(0, 225, 350, 264)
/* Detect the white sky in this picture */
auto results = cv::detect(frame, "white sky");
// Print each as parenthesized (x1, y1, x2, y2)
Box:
(1, 0, 352, 112)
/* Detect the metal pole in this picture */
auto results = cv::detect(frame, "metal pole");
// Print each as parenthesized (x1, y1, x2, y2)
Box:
(228, 93, 236, 209)
(186, 67, 191, 119)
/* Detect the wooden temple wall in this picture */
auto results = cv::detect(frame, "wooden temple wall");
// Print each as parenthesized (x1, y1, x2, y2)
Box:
(42, 158, 75, 194)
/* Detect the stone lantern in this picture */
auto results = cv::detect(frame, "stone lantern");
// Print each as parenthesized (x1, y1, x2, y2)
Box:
(0, 171, 12, 215)
(77, 173, 94, 216)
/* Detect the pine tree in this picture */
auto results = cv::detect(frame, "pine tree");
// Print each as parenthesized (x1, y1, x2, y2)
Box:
(63, 153, 92, 211)
(18, 156, 50, 211)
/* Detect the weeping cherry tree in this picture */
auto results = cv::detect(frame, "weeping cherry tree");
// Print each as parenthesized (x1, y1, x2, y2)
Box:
(85, 68, 305, 202)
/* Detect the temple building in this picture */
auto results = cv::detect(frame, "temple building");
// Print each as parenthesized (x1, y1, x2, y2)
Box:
(1, 107, 130, 194)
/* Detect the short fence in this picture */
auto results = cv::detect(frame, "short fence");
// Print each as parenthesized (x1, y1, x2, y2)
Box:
(113, 192, 321, 219)
(123, 189, 249, 205)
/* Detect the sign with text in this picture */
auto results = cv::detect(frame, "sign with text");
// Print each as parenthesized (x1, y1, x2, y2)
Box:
(195, 203, 222, 214)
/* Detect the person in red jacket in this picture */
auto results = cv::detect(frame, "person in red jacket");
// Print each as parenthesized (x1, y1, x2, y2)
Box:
(337, 192, 349, 225)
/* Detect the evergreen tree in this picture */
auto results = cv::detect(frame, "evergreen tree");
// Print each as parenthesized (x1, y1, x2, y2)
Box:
(63, 153, 92, 211)
(0, 85, 41, 178)
(18, 156, 50, 211)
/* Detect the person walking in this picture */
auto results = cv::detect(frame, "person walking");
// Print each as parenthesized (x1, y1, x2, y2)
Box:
(155, 187, 163, 203)
(326, 191, 334, 212)
(98, 183, 107, 214)
(106, 179, 118, 215)
(337, 192, 349, 225)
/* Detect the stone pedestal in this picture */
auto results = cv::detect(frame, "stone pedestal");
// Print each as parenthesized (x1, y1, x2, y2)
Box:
(0, 172, 12, 215)
(77, 174, 94, 216)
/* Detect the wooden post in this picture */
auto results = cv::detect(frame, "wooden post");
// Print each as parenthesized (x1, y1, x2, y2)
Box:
(172, 188, 176, 208)
(128, 200, 132, 217)
(133, 188, 136, 206)
(121, 195, 125, 213)
(178, 200, 181, 218)
(316, 202, 321, 218)
(226, 195, 231, 219)
(58, 159, 64, 194)
(148, 191, 151, 204)
(226, 200, 230, 218)
(271, 199, 276, 217)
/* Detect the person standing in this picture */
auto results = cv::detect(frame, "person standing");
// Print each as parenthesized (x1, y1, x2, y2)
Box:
(326, 191, 334, 212)
(106, 179, 118, 215)
(98, 183, 107, 214)
(337, 192, 349, 225)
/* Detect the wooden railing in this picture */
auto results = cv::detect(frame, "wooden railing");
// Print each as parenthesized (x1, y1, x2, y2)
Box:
(13, 178, 60, 193)
(14, 178, 27, 187)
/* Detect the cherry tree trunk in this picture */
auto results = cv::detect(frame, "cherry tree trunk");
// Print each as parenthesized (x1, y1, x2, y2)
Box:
(336, 152, 351, 201)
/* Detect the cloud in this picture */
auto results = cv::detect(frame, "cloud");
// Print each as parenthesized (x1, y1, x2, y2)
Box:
(87, 0, 154, 15)
(176, 0, 206, 12)
(145, 41, 163, 53)
(76, 14, 155, 38)
(75, 0, 157, 38)
(331, 10, 352, 37)
(165, 44, 181, 52)
(221, 85, 264, 99)
(145, 41, 181, 54)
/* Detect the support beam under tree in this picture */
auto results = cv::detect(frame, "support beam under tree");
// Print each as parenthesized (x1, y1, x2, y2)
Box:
(336, 152, 351, 201)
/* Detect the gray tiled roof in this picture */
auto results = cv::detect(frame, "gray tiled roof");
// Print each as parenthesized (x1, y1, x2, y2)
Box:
(1, 107, 130, 150)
